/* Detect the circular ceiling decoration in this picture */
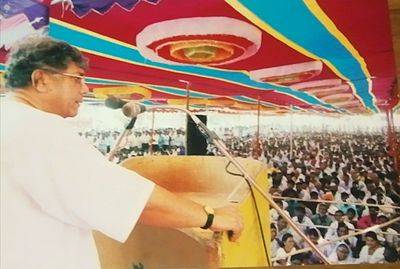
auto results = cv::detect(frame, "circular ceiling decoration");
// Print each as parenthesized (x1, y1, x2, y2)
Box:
(250, 61, 322, 85)
(306, 84, 350, 98)
(333, 100, 360, 108)
(320, 93, 354, 104)
(291, 79, 342, 90)
(136, 17, 262, 66)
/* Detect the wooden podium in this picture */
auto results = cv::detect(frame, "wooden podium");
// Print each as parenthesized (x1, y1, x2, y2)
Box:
(94, 156, 271, 269)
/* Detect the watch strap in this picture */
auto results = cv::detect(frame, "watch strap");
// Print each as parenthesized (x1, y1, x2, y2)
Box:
(201, 211, 214, 229)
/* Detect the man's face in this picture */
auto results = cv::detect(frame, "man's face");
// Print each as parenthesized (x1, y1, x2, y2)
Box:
(369, 206, 378, 217)
(318, 204, 328, 215)
(347, 210, 355, 219)
(277, 218, 287, 230)
(271, 228, 277, 239)
(335, 212, 344, 222)
(309, 234, 319, 244)
(338, 226, 348, 237)
(296, 209, 305, 220)
(43, 62, 88, 118)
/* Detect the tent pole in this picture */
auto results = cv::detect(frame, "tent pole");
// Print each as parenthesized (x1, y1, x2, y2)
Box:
(386, 108, 399, 171)
(256, 96, 261, 158)
(179, 80, 191, 156)
(290, 106, 293, 160)
(150, 110, 155, 155)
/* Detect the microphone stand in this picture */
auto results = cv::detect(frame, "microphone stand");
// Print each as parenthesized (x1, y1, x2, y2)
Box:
(147, 106, 331, 265)
(108, 117, 137, 162)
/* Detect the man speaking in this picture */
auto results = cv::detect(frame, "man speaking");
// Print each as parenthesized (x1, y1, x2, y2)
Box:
(0, 36, 243, 269)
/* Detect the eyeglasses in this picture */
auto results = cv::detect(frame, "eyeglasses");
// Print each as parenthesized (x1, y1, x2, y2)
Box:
(41, 67, 86, 85)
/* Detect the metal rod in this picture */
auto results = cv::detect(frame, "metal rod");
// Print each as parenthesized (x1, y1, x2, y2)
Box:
(289, 106, 293, 160)
(271, 195, 400, 210)
(179, 80, 191, 156)
(386, 108, 399, 171)
(150, 110, 155, 155)
(256, 96, 261, 158)
(108, 117, 136, 162)
(271, 220, 400, 236)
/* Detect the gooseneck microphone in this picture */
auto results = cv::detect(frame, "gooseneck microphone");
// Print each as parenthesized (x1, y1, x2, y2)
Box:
(104, 96, 147, 117)
(122, 102, 146, 118)
(104, 96, 127, 109)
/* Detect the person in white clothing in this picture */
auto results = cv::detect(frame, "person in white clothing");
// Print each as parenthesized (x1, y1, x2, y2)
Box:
(274, 233, 297, 266)
(326, 222, 357, 256)
(270, 224, 281, 258)
(328, 244, 354, 264)
(356, 231, 385, 264)
(325, 210, 355, 241)
(269, 199, 290, 222)
(1, 37, 243, 269)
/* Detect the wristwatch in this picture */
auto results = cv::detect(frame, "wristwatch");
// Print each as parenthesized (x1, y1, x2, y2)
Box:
(200, 205, 215, 229)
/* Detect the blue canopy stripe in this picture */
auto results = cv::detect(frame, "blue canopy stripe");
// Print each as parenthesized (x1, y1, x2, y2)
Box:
(227, 0, 378, 112)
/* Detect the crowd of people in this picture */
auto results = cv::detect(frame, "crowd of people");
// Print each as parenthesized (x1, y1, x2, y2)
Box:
(260, 132, 399, 265)
(203, 130, 400, 264)
(78, 128, 186, 161)
(81, 127, 400, 264)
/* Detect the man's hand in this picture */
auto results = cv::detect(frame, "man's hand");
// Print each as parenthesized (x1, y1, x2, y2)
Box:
(209, 205, 244, 242)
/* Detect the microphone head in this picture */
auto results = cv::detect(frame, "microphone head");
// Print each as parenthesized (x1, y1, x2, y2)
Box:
(122, 102, 146, 117)
(105, 96, 126, 109)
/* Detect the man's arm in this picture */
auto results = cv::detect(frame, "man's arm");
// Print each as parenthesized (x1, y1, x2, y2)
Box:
(138, 185, 243, 241)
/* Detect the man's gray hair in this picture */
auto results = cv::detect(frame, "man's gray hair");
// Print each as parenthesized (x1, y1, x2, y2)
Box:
(4, 36, 88, 89)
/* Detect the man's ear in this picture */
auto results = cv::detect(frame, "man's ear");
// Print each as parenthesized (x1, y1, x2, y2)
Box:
(31, 70, 53, 93)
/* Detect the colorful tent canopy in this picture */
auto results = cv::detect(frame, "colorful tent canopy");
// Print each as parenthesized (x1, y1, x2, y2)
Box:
(0, 0, 398, 114)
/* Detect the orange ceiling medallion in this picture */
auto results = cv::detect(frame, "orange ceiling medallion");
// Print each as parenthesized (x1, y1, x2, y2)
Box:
(169, 40, 235, 64)
(136, 17, 261, 66)
(250, 61, 322, 85)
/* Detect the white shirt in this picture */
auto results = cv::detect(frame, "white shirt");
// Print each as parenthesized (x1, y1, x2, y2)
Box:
(274, 247, 297, 266)
(325, 221, 355, 240)
(1, 101, 155, 269)
(270, 208, 290, 222)
(291, 216, 314, 243)
(271, 239, 280, 258)
(292, 216, 314, 231)
(356, 245, 385, 264)
(376, 227, 398, 246)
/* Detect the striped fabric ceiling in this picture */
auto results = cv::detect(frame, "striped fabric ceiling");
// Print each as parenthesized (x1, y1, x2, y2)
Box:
(0, 0, 398, 114)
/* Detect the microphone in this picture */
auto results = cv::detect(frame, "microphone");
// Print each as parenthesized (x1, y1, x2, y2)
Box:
(122, 101, 146, 118)
(104, 96, 127, 109)
(104, 96, 147, 117)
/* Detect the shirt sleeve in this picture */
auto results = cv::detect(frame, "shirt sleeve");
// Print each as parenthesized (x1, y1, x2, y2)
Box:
(4, 109, 155, 243)
(47, 131, 155, 242)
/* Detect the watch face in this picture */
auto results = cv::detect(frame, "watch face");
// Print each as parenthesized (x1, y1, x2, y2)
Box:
(204, 206, 215, 215)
